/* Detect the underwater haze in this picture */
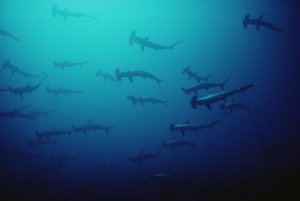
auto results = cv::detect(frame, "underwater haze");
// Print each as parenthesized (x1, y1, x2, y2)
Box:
(1, 0, 300, 200)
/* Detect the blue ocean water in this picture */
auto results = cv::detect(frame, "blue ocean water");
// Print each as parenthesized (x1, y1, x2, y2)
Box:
(0, 0, 299, 200)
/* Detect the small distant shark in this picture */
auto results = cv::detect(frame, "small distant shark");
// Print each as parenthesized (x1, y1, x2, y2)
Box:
(26, 139, 57, 147)
(36, 127, 72, 140)
(52, 4, 100, 22)
(0, 105, 31, 120)
(8, 75, 48, 97)
(2, 60, 44, 78)
(53, 60, 89, 70)
(52, 154, 80, 162)
(46, 86, 84, 96)
(127, 95, 167, 106)
(191, 84, 255, 110)
(163, 138, 196, 149)
(115, 68, 162, 84)
(182, 75, 231, 95)
(0, 28, 21, 42)
(182, 67, 212, 83)
(128, 149, 161, 162)
(220, 100, 250, 113)
(96, 71, 119, 86)
(243, 14, 284, 33)
(129, 30, 182, 51)
(14, 109, 55, 121)
(169, 120, 221, 136)
(72, 120, 113, 135)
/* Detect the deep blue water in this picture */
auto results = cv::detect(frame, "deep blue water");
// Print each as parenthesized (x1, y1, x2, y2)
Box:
(1, 1, 299, 201)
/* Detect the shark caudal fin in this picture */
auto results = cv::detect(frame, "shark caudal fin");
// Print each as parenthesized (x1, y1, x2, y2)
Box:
(129, 30, 136, 46)
(220, 75, 231, 89)
(182, 66, 190, 74)
(115, 68, 122, 81)
(191, 96, 198, 109)
(105, 127, 113, 133)
(243, 14, 250, 29)
(169, 41, 182, 49)
(208, 120, 221, 128)
(181, 87, 190, 95)
(239, 84, 255, 93)
(52, 5, 58, 17)
(204, 73, 213, 81)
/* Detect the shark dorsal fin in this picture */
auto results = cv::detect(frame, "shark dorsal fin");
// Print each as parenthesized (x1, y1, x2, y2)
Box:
(185, 120, 189, 124)
(140, 149, 144, 154)
(258, 15, 264, 21)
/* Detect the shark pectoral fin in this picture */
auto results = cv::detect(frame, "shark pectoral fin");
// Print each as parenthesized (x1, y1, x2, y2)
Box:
(256, 24, 260, 30)
(206, 104, 212, 111)
(128, 76, 133, 83)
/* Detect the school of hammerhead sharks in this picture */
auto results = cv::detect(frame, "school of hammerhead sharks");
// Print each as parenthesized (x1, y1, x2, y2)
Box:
(0, 4, 287, 178)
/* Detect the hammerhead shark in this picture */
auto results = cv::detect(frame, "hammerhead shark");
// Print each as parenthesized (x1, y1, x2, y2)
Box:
(46, 86, 84, 96)
(36, 127, 72, 140)
(182, 75, 231, 95)
(2, 60, 44, 78)
(220, 100, 250, 113)
(163, 138, 196, 149)
(26, 139, 57, 147)
(115, 68, 162, 84)
(53, 60, 89, 70)
(191, 84, 255, 110)
(127, 95, 167, 106)
(128, 149, 161, 162)
(169, 120, 221, 136)
(243, 14, 284, 33)
(0, 28, 21, 42)
(96, 70, 119, 86)
(0, 105, 31, 120)
(14, 109, 55, 121)
(52, 4, 100, 22)
(8, 75, 48, 97)
(182, 67, 212, 82)
(129, 30, 182, 51)
(72, 120, 113, 135)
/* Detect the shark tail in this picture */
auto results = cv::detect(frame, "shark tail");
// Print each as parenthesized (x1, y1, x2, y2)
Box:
(169, 124, 175, 132)
(204, 73, 213, 81)
(208, 120, 221, 129)
(115, 68, 121, 81)
(53, 61, 58, 68)
(243, 14, 250, 29)
(220, 75, 231, 89)
(169, 41, 182, 49)
(181, 87, 190, 95)
(239, 84, 255, 93)
(191, 96, 198, 109)
(182, 66, 190, 74)
(129, 30, 136, 46)
(105, 127, 113, 133)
